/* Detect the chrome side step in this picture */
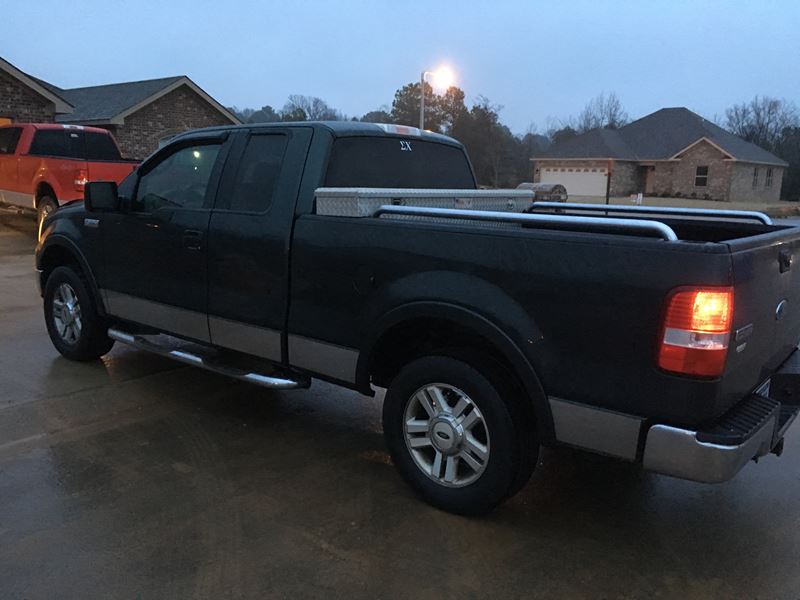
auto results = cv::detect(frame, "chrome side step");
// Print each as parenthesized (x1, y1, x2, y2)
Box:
(108, 328, 310, 390)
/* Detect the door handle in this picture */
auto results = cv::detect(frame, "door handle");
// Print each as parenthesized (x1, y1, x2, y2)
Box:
(183, 229, 203, 251)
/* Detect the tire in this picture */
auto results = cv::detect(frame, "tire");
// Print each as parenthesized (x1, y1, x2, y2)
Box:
(43, 266, 114, 361)
(37, 196, 58, 230)
(382, 355, 538, 515)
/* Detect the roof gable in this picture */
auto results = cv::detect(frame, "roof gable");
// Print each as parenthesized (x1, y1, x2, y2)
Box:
(52, 75, 240, 125)
(536, 106, 788, 166)
(0, 57, 73, 114)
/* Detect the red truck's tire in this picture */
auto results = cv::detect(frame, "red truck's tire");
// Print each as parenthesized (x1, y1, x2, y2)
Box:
(43, 266, 114, 361)
(383, 355, 537, 515)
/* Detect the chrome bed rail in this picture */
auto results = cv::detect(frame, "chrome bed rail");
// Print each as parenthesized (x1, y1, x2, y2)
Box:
(530, 202, 773, 225)
(373, 205, 679, 242)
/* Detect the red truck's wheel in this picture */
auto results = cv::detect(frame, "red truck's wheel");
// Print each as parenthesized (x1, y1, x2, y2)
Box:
(383, 355, 537, 515)
(43, 266, 114, 361)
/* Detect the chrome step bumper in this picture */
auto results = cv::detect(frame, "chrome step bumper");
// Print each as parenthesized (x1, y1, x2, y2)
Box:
(108, 328, 310, 390)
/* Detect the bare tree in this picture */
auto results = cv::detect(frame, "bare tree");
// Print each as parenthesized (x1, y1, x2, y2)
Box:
(283, 95, 346, 121)
(725, 96, 798, 151)
(576, 92, 629, 133)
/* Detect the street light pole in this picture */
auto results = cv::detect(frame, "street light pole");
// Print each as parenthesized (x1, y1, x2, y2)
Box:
(419, 70, 430, 130)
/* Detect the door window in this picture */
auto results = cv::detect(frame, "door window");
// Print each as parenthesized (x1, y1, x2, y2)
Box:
(134, 143, 221, 212)
(219, 134, 288, 213)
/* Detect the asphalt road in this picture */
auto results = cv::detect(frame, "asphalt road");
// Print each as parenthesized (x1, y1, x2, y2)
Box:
(2, 209, 800, 599)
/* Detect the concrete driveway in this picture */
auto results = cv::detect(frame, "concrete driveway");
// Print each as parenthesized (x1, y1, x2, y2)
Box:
(1, 209, 799, 599)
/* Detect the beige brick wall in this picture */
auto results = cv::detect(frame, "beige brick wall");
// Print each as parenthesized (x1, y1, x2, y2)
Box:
(728, 163, 784, 203)
(108, 85, 233, 160)
(609, 161, 641, 196)
(664, 140, 729, 200)
(0, 70, 56, 123)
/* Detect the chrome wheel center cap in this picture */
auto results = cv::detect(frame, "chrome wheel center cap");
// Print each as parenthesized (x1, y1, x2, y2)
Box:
(429, 416, 463, 455)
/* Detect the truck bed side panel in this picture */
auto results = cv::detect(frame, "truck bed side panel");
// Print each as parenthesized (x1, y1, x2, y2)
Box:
(288, 216, 734, 425)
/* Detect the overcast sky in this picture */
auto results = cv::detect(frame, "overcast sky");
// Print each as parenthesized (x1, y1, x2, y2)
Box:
(4, 0, 799, 133)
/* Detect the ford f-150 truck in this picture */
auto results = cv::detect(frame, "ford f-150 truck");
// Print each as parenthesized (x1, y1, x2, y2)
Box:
(35, 121, 800, 515)
(0, 123, 137, 226)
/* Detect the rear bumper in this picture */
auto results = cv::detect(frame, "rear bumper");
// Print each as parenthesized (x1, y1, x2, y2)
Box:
(643, 356, 800, 483)
(642, 413, 782, 483)
(549, 350, 800, 483)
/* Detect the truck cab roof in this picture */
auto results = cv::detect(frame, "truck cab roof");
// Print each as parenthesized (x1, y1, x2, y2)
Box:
(172, 121, 464, 147)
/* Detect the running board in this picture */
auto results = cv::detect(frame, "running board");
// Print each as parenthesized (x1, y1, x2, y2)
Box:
(107, 328, 310, 390)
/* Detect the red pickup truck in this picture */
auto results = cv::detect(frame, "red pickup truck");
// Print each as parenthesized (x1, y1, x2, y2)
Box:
(0, 123, 137, 225)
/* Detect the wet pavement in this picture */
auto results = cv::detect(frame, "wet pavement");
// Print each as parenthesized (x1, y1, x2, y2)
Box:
(1, 208, 799, 599)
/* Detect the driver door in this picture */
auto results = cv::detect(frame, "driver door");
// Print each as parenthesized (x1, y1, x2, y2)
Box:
(100, 135, 229, 342)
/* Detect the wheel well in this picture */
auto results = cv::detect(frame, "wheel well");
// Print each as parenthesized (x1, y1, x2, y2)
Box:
(39, 245, 82, 289)
(36, 183, 56, 206)
(369, 317, 516, 389)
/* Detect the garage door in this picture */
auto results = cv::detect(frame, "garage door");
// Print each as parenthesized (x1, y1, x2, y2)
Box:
(539, 166, 607, 197)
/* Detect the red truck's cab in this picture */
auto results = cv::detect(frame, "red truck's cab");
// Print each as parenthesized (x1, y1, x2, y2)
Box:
(0, 123, 137, 224)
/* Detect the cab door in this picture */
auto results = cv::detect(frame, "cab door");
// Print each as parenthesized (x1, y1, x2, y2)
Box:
(207, 127, 312, 361)
(101, 134, 230, 342)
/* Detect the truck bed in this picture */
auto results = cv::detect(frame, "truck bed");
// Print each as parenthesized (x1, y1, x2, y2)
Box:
(293, 192, 800, 428)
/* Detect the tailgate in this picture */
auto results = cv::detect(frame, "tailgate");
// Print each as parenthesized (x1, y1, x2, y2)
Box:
(724, 225, 800, 407)
(87, 161, 136, 184)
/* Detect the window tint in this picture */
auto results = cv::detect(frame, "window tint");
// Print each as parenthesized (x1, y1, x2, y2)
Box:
(0, 127, 22, 154)
(134, 143, 221, 212)
(694, 165, 708, 187)
(85, 132, 122, 160)
(222, 134, 288, 212)
(324, 137, 475, 188)
(29, 129, 85, 159)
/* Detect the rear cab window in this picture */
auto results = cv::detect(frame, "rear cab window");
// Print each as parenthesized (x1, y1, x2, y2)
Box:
(216, 133, 288, 213)
(85, 132, 122, 160)
(29, 128, 85, 159)
(324, 137, 476, 188)
(0, 127, 23, 154)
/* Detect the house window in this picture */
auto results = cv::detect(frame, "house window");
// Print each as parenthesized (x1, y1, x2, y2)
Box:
(766, 168, 773, 188)
(753, 167, 759, 189)
(695, 166, 708, 187)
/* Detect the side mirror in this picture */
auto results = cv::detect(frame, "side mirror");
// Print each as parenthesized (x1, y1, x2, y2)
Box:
(84, 181, 120, 212)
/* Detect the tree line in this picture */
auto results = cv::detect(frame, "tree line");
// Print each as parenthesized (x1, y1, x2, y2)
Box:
(229, 89, 800, 200)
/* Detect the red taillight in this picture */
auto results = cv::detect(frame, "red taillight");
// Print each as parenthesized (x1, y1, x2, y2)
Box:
(657, 287, 733, 378)
(74, 168, 89, 191)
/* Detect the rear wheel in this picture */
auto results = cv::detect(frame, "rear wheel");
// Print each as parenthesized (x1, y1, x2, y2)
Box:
(44, 266, 114, 361)
(382, 355, 537, 515)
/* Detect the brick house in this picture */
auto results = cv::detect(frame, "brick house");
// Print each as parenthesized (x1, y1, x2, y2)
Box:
(533, 108, 788, 202)
(0, 57, 73, 124)
(1, 57, 239, 159)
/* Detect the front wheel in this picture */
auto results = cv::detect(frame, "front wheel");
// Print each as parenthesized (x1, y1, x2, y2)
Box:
(44, 266, 114, 361)
(382, 355, 537, 515)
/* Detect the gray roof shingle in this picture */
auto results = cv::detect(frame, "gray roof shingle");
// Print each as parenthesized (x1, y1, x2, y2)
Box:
(537, 107, 788, 166)
(44, 76, 184, 122)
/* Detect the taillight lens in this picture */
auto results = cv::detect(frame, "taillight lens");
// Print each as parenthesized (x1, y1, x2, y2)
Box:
(74, 168, 89, 191)
(658, 287, 733, 378)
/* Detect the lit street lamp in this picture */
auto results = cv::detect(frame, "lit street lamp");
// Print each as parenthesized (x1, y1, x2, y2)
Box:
(419, 66, 455, 129)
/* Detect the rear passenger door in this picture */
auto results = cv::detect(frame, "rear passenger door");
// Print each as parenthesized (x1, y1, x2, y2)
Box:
(207, 127, 312, 362)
